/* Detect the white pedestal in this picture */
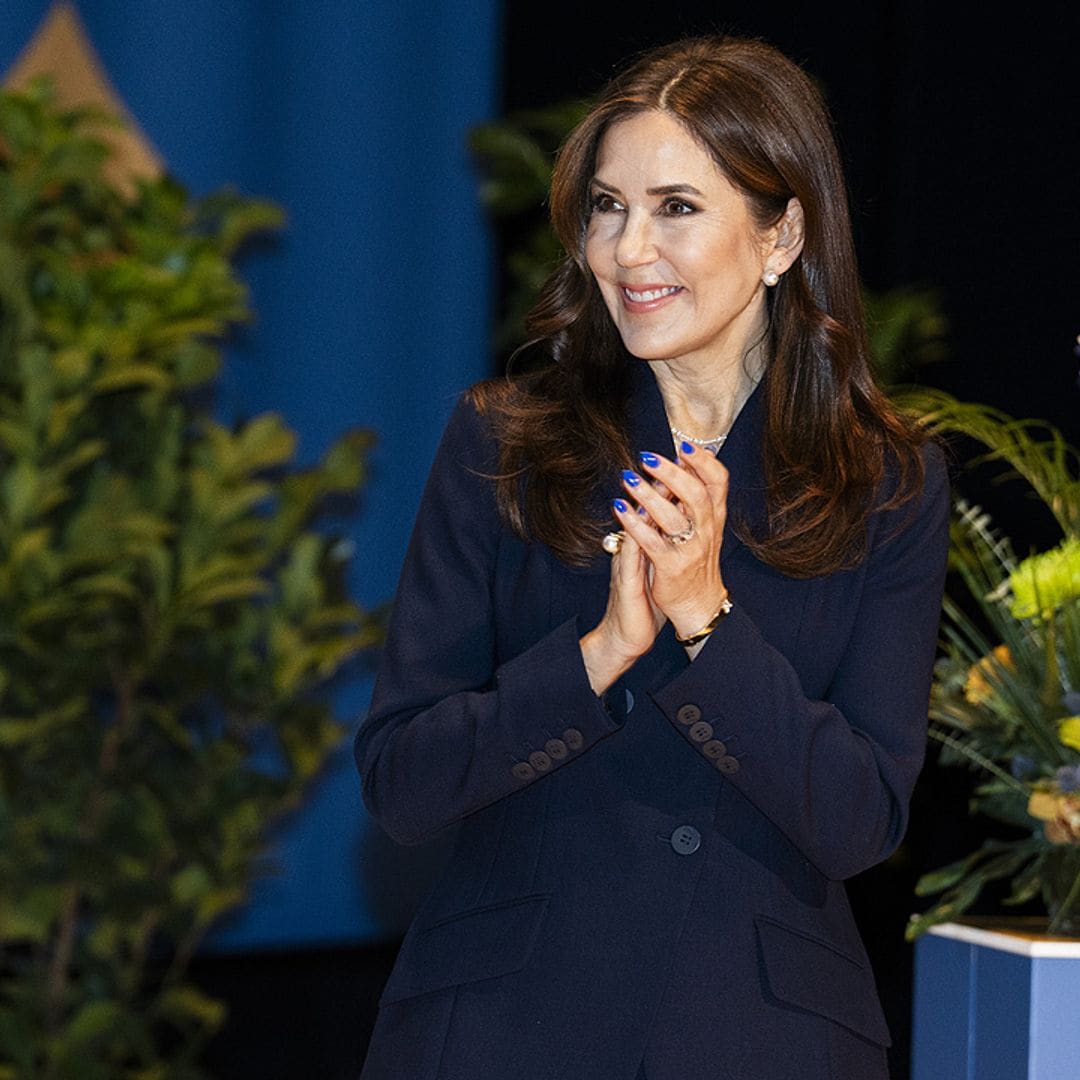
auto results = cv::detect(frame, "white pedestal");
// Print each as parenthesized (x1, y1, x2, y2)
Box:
(912, 920, 1080, 1080)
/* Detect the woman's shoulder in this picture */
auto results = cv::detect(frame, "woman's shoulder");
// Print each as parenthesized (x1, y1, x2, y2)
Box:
(868, 435, 950, 558)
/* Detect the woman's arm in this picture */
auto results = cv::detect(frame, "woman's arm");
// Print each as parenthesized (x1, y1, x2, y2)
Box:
(355, 398, 620, 845)
(650, 445, 951, 880)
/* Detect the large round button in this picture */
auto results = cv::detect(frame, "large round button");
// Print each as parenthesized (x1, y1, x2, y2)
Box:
(512, 762, 536, 781)
(688, 721, 713, 743)
(702, 739, 727, 760)
(625, 688, 635, 714)
(544, 738, 568, 760)
(670, 825, 701, 855)
(715, 755, 740, 775)
(563, 728, 584, 750)
(528, 750, 552, 772)
(676, 704, 701, 726)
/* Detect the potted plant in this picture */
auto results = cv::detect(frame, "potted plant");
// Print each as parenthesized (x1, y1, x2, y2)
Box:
(0, 81, 378, 1076)
(902, 388, 1080, 939)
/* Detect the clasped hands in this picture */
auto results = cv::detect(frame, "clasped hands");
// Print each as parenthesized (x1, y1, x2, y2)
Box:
(580, 442, 730, 695)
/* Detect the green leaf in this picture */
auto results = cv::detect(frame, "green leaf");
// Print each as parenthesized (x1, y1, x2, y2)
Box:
(156, 985, 226, 1032)
(914, 852, 983, 896)
(59, 999, 125, 1046)
(91, 364, 173, 394)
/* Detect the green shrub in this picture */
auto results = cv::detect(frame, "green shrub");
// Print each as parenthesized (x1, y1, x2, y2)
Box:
(0, 80, 377, 1077)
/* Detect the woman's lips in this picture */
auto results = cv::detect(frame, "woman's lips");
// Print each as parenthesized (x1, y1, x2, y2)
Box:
(619, 284, 683, 311)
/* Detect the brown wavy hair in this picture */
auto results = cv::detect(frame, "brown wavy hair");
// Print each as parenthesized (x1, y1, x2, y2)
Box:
(470, 35, 926, 576)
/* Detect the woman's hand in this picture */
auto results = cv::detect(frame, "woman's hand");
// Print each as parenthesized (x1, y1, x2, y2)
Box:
(580, 528, 666, 695)
(614, 443, 730, 641)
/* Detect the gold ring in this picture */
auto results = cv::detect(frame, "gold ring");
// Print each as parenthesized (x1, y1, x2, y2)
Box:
(666, 519, 695, 545)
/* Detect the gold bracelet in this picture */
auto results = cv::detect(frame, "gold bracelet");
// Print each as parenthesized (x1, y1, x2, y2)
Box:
(675, 594, 734, 646)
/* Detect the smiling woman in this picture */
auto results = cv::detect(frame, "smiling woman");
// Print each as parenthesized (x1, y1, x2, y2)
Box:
(584, 111, 804, 443)
(356, 35, 949, 1080)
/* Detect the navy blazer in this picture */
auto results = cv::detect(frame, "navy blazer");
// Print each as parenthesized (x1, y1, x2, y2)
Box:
(356, 365, 949, 1080)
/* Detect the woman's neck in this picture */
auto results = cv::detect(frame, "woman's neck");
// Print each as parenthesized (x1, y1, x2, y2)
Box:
(648, 339, 768, 443)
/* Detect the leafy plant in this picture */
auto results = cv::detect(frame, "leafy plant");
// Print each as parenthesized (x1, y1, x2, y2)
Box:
(470, 103, 947, 377)
(0, 81, 378, 1076)
(900, 389, 1080, 939)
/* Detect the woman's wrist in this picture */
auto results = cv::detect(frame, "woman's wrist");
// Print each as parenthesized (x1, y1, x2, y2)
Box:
(579, 624, 641, 696)
(669, 589, 731, 642)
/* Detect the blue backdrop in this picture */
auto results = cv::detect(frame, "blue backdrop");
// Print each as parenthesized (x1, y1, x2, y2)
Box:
(1, 1, 499, 949)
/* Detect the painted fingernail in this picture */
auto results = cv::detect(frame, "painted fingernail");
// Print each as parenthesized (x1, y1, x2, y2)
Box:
(621, 469, 641, 487)
(638, 451, 661, 468)
(612, 498, 629, 513)
(637, 506, 648, 516)
(680, 441, 696, 455)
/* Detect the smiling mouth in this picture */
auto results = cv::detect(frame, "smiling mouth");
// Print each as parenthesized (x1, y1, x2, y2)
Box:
(621, 285, 682, 302)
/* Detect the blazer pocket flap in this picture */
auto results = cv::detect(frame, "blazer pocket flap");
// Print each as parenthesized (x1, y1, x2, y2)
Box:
(380, 895, 549, 1005)
(755, 915, 891, 1046)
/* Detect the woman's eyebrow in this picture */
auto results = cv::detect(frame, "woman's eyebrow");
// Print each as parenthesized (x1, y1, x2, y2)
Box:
(589, 178, 704, 197)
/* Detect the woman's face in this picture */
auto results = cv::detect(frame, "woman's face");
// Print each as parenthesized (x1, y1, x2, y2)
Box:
(585, 110, 779, 373)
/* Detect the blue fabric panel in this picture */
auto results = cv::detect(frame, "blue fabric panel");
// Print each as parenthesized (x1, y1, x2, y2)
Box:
(971, 948, 1030, 1080)
(1, 0, 499, 947)
(911, 934, 975, 1080)
(1029, 957, 1080, 1080)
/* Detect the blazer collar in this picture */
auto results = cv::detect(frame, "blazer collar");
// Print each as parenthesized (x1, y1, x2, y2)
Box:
(624, 360, 768, 532)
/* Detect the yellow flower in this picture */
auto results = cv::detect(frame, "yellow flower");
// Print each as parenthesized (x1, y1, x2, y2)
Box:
(1028, 790, 1060, 821)
(963, 644, 1014, 705)
(1028, 790, 1080, 844)
(1009, 537, 1080, 619)
(1059, 716, 1080, 753)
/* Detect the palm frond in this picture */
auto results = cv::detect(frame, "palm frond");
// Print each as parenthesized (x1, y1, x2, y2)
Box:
(898, 388, 1080, 538)
(928, 727, 1028, 792)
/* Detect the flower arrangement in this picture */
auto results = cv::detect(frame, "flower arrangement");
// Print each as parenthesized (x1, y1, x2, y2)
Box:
(901, 389, 1080, 939)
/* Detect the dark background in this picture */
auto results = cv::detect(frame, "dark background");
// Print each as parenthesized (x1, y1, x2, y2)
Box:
(501, 2, 1080, 451)
(196, 5, 1080, 1077)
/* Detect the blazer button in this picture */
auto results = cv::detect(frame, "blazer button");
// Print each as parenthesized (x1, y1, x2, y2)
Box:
(528, 750, 552, 772)
(702, 739, 727, 760)
(512, 762, 536, 781)
(670, 825, 701, 855)
(688, 720, 713, 743)
(715, 755, 740, 775)
(563, 728, 584, 750)
(676, 704, 701, 726)
(625, 688, 635, 713)
(544, 738, 568, 760)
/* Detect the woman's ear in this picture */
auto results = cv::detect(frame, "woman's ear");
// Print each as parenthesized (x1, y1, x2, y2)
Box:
(767, 197, 805, 274)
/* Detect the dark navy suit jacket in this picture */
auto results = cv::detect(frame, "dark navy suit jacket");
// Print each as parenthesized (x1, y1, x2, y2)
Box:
(355, 365, 949, 1080)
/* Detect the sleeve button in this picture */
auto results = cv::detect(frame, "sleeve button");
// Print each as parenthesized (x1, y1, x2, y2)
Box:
(544, 738, 568, 760)
(715, 755, 740, 775)
(702, 739, 727, 760)
(512, 762, 536, 781)
(563, 728, 584, 750)
(688, 721, 714, 743)
(528, 750, 552, 772)
(676, 704, 702, 726)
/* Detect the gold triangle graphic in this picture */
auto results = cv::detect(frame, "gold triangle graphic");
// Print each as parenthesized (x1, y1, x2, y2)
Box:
(3, 0, 164, 193)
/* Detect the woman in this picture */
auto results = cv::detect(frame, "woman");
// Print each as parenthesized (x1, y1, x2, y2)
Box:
(356, 36, 948, 1080)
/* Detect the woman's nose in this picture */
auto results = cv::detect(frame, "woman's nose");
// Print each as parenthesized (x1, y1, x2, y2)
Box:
(614, 211, 657, 268)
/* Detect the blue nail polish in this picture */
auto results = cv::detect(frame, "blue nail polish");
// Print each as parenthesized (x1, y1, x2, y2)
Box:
(680, 441, 696, 455)
(637, 506, 648, 516)
(612, 498, 629, 513)
(639, 451, 661, 468)
(621, 469, 641, 486)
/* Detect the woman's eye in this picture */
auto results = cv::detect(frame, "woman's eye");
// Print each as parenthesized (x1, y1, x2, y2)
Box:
(661, 198, 696, 216)
(590, 192, 622, 214)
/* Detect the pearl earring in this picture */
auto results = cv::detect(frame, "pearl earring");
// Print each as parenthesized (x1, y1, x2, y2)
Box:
(763, 269, 780, 287)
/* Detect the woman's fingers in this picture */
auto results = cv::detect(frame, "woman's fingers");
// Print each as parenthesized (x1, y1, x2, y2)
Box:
(613, 450, 730, 638)
(621, 448, 728, 542)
